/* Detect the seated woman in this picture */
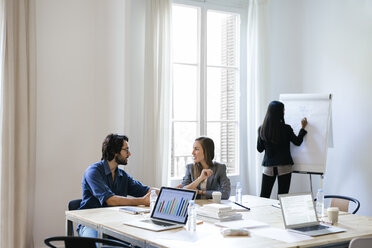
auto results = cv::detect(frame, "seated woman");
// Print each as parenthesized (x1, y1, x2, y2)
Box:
(181, 137, 231, 199)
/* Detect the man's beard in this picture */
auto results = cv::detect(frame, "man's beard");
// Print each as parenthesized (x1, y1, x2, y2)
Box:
(115, 155, 128, 165)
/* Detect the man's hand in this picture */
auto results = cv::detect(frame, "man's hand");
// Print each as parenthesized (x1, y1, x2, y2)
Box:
(141, 191, 151, 206)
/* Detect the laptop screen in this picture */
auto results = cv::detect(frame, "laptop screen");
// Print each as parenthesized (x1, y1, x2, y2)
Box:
(279, 193, 318, 228)
(151, 187, 197, 224)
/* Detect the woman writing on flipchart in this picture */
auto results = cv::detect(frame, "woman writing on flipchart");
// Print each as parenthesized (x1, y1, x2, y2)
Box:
(257, 101, 308, 198)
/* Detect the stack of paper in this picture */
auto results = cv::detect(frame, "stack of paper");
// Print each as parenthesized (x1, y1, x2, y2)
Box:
(197, 203, 242, 222)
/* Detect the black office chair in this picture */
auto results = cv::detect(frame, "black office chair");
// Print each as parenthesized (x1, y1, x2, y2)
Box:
(68, 199, 82, 211)
(44, 236, 132, 248)
(323, 195, 360, 214)
(67, 199, 82, 236)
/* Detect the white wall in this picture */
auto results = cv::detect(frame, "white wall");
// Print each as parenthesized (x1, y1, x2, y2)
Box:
(266, 0, 372, 216)
(34, 0, 126, 247)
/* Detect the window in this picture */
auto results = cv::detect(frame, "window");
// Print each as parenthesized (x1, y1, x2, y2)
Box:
(170, 2, 241, 180)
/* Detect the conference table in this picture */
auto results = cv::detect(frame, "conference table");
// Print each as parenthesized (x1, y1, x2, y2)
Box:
(65, 195, 372, 248)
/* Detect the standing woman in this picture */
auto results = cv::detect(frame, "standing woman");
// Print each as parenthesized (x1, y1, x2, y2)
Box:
(182, 137, 231, 199)
(257, 101, 308, 198)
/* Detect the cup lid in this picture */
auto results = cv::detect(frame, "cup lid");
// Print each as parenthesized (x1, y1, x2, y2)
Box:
(327, 207, 339, 211)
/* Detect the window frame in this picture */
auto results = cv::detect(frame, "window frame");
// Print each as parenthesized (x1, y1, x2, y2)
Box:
(170, 0, 247, 188)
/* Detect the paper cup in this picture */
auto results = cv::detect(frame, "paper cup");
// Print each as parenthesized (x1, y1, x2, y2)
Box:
(327, 207, 339, 224)
(212, 191, 222, 203)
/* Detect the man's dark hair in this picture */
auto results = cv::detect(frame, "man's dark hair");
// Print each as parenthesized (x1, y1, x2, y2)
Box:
(101, 134, 129, 161)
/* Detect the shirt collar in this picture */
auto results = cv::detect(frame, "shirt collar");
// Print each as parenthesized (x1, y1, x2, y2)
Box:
(117, 168, 124, 177)
(103, 160, 111, 175)
(103, 160, 124, 177)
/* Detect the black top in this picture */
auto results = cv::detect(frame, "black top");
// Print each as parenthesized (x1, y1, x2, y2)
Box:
(257, 124, 307, 166)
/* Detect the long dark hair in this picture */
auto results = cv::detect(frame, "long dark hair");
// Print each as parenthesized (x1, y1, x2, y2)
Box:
(101, 134, 129, 161)
(260, 101, 285, 144)
(192, 137, 215, 179)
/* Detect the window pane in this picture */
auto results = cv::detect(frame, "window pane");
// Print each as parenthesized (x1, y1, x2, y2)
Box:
(170, 3, 241, 179)
(207, 11, 239, 67)
(172, 5, 198, 64)
(207, 122, 238, 174)
(207, 67, 238, 121)
(171, 122, 197, 178)
(173, 64, 197, 120)
(206, 122, 222, 161)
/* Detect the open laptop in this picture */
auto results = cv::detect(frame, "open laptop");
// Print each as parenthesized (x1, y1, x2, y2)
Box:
(123, 187, 197, 231)
(278, 193, 345, 236)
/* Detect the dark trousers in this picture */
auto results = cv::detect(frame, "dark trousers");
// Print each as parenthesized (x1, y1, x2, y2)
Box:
(260, 167, 292, 198)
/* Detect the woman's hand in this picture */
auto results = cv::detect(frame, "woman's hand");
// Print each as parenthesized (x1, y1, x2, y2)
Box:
(199, 169, 213, 180)
(301, 117, 308, 129)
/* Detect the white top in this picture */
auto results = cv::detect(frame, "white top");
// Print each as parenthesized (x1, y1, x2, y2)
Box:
(263, 165, 292, 176)
(200, 179, 207, 199)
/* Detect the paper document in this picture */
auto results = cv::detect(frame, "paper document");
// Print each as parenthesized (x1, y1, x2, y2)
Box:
(215, 219, 269, 229)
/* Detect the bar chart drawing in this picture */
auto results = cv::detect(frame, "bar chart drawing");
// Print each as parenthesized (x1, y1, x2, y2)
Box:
(156, 198, 190, 217)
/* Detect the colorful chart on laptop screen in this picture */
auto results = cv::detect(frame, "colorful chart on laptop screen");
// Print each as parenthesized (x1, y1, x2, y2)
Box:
(152, 188, 195, 223)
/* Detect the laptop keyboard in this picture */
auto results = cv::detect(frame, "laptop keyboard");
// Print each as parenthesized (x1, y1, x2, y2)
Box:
(294, 225, 329, 232)
(142, 219, 175, 227)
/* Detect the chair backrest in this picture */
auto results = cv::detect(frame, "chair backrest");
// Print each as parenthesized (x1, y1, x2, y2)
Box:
(67, 199, 82, 236)
(324, 195, 360, 214)
(349, 236, 372, 248)
(44, 236, 132, 248)
(68, 199, 82, 211)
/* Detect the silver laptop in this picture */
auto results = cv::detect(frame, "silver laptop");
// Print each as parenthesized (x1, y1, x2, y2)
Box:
(278, 193, 345, 236)
(123, 187, 197, 231)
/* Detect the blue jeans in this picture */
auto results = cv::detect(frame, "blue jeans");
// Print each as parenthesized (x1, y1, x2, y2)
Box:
(77, 225, 98, 238)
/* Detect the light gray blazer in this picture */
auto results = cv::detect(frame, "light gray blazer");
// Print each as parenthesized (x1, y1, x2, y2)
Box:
(181, 162, 231, 200)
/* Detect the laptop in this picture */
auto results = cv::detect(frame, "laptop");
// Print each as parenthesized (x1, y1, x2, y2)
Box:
(123, 187, 197, 231)
(278, 193, 346, 236)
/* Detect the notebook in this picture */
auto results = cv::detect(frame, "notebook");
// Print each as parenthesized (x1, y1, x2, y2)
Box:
(123, 187, 197, 231)
(119, 206, 150, 215)
(278, 193, 345, 236)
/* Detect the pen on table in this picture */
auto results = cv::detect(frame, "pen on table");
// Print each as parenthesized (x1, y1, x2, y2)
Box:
(234, 201, 251, 211)
(320, 218, 333, 225)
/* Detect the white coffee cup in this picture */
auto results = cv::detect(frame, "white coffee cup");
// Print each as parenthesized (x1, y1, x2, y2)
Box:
(327, 207, 339, 224)
(212, 191, 222, 203)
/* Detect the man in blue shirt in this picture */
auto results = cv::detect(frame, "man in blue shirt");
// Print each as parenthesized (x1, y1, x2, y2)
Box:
(78, 133, 152, 237)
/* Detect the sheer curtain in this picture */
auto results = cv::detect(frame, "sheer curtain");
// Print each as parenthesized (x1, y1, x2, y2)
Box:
(0, 0, 36, 247)
(246, 0, 269, 195)
(143, 0, 171, 187)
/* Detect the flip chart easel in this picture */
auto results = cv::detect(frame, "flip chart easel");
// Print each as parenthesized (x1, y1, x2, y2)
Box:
(279, 93, 333, 192)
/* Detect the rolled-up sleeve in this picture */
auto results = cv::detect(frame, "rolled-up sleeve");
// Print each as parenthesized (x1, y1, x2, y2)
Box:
(84, 169, 114, 206)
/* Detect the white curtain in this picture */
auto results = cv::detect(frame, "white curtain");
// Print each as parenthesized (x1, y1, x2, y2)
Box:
(0, 0, 36, 247)
(246, 0, 269, 195)
(143, 0, 171, 187)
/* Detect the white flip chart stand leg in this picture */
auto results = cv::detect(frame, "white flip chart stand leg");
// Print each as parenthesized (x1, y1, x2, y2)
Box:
(294, 171, 324, 195)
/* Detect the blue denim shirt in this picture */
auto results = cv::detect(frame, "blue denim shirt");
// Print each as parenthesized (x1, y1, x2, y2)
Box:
(79, 160, 150, 209)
